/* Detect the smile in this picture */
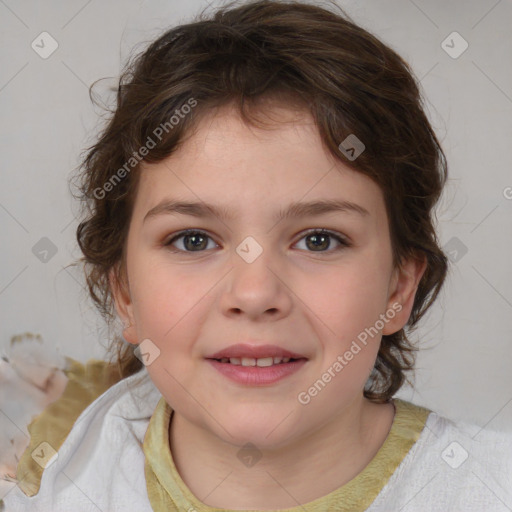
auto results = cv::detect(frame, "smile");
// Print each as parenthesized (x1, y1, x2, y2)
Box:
(207, 358, 308, 385)
(214, 356, 299, 366)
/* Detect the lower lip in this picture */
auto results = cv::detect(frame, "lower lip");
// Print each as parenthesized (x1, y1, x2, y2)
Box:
(206, 359, 307, 385)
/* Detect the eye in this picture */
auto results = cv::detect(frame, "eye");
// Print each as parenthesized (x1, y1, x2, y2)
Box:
(164, 228, 350, 254)
(164, 229, 217, 252)
(294, 229, 350, 253)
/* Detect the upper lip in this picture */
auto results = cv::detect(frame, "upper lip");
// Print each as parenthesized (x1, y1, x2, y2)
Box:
(207, 344, 307, 360)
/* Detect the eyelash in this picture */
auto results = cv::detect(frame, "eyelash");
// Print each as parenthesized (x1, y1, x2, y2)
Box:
(163, 228, 351, 255)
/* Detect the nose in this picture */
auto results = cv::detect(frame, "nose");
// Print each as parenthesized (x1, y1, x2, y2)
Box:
(219, 246, 293, 321)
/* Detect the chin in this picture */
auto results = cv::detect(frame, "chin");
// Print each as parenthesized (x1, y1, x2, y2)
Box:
(213, 410, 302, 450)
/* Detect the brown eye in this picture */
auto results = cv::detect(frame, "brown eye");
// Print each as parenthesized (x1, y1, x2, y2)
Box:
(165, 230, 217, 252)
(164, 228, 350, 255)
(295, 229, 349, 253)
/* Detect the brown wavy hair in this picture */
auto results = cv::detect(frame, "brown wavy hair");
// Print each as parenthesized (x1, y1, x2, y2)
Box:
(72, 0, 449, 402)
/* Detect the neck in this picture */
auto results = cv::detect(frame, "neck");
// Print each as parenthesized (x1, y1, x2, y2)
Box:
(169, 396, 395, 510)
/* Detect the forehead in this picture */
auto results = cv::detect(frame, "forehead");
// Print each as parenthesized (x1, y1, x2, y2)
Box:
(133, 103, 386, 222)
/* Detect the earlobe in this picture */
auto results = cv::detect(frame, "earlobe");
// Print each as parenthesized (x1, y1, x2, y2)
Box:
(109, 266, 138, 345)
(383, 254, 427, 335)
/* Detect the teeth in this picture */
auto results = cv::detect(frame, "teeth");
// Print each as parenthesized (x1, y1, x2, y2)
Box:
(256, 357, 274, 367)
(219, 356, 295, 366)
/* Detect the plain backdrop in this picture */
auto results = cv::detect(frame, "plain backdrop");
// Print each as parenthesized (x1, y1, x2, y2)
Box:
(0, 0, 511, 430)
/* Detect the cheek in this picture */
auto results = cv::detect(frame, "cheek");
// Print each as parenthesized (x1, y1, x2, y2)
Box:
(130, 259, 214, 344)
(302, 261, 390, 333)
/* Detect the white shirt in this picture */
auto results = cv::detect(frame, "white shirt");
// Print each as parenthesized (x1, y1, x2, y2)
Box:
(2, 367, 512, 511)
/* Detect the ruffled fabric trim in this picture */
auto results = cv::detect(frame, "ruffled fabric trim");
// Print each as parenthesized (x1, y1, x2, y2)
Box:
(15, 358, 122, 497)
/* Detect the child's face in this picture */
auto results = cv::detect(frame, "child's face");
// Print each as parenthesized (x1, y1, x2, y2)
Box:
(112, 102, 424, 448)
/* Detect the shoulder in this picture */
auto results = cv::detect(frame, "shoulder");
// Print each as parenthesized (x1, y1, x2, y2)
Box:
(5, 362, 160, 511)
(370, 402, 512, 511)
(14, 358, 150, 497)
(424, 409, 512, 474)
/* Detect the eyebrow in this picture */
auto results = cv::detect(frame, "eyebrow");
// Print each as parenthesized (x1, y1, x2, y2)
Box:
(143, 198, 369, 224)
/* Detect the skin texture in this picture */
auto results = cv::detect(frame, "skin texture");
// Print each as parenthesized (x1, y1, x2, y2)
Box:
(110, 103, 426, 509)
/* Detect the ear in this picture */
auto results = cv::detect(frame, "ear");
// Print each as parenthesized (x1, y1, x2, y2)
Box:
(382, 252, 427, 335)
(109, 264, 138, 345)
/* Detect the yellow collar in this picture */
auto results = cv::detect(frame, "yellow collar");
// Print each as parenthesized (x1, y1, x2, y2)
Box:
(143, 397, 430, 512)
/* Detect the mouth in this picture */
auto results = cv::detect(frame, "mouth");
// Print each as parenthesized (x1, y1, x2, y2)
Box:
(205, 343, 308, 365)
(209, 356, 305, 367)
(205, 343, 309, 385)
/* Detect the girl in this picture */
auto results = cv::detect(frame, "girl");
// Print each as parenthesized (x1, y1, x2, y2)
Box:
(3, 1, 511, 510)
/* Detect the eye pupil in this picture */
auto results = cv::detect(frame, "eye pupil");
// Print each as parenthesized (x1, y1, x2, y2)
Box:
(306, 233, 330, 251)
(184, 233, 207, 251)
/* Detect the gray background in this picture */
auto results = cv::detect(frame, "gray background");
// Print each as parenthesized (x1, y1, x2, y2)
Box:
(1, 0, 511, 429)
